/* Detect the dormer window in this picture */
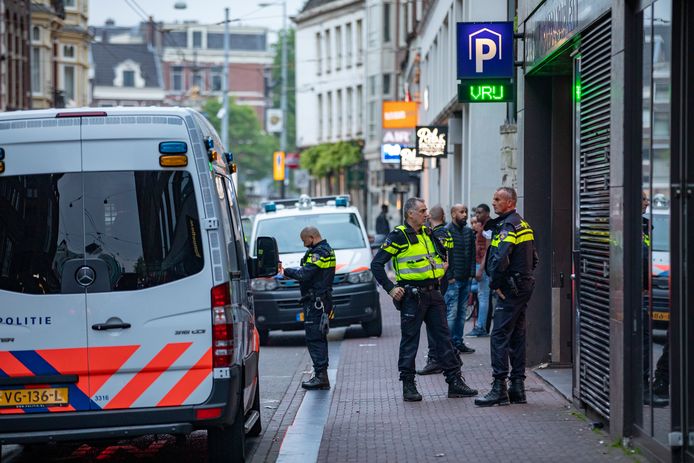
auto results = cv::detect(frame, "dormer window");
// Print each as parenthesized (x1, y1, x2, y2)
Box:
(32, 26, 40, 42)
(114, 60, 145, 88)
(123, 70, 135, 87)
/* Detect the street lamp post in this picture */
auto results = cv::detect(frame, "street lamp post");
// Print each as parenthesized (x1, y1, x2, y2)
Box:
(279, 0, 288, 198)
(222, 7, 230, 150)
(260, 0, 288, 198)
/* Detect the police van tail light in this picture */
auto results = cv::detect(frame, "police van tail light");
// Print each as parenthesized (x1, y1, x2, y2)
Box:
(211, 282, 234, 368)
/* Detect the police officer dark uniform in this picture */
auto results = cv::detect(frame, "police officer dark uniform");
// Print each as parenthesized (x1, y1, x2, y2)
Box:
(417, 205, 454, 376)
(475, 187, 538, 407)
(371, 197, 478, 402)
(282, 226, 336, 390)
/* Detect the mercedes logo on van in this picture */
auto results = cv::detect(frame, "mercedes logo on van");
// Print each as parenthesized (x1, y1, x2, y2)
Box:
(75, 266, 96, 287)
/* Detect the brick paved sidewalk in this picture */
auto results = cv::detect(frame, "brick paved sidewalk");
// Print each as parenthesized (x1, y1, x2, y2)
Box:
(317, 290, 643, 463)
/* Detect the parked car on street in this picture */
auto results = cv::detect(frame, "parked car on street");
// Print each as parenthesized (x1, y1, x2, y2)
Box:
(0, 107, 279, 463)
(249, 195, 382, 345)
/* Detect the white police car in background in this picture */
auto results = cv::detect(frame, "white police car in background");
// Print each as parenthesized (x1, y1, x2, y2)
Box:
(0, 107, 279, 463)
(249, 195, 382, 344)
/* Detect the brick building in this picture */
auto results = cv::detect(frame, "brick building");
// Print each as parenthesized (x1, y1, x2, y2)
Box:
(1, 0, 31, 111)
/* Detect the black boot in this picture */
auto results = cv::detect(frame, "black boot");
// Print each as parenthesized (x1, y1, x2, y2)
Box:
(447, 374, 478, 398)
(417, 357, 443, 375)
(402, 377, 423, 402)
(508, 378, 527, 404)
(302, 370, 330, 390)
(474, 378, 510, 407)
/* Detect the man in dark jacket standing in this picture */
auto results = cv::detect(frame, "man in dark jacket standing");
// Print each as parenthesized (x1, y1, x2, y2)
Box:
(445, 204, 477, 354)
(475, 187, 538, 407)
(281, 226, 336, 390)
(375, 204, 391, 244)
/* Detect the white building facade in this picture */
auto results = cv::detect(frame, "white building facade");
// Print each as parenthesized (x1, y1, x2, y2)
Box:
(294, 0, 366, 148)
(406, 0, 510, 213)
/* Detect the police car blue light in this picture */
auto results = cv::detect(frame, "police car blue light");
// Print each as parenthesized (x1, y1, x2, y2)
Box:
(335, 196, 349, 207)
(264, 202, 277, 212)
(159, 141, 188, 154)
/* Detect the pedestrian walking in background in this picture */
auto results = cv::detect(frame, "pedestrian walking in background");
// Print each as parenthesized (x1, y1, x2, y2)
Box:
(280, 226, 336, 390)
(467, 203, 492, 337)
(375, 204, 391, 245)
(475, 187, 538, 407)
(417, 205, 454, 376)
(445, 204, 477, 354)
(371, 197, 478, 402)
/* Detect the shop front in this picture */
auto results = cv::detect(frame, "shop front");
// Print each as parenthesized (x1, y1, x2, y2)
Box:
(517, 0, 693, 460)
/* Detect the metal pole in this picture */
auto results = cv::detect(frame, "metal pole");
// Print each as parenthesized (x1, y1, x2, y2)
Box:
(221, 7, 230, 150)
(280, 0, 288, 198)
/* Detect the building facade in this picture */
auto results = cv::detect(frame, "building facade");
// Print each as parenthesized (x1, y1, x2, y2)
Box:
(400, 0, 509, 215)
(516, 0, 694, 460)
(293, 0, 367, 211)
(30, 0, 90, 109)
(91, 42, 165, 107)
(1, 0, 31, 111)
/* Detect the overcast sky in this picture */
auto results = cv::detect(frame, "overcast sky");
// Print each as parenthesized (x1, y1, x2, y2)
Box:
(89, 0, 307, 33)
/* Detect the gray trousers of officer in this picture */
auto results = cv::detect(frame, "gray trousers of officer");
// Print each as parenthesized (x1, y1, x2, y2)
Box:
(304, 299, 330, 372)
(490, 278, 534, 380)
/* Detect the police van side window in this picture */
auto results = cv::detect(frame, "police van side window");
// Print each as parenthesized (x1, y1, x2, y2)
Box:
(214, 175, 242, 276)
(0, 173, 84, 294)
(83, 171, 204, 291)
(222, 176, 249, 273)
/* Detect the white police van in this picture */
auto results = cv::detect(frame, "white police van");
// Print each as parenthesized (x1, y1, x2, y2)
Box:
(0, 107, 279, 463)
(249, 195, 382, 344)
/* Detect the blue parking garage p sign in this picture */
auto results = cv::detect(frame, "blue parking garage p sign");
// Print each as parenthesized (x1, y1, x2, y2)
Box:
(457, 22, 514, 79)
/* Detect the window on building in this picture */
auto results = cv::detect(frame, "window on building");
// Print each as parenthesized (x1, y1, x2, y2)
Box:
(192, 31, 203, 49)
(211, 66, 223, 91)
(383, 3, 391, 43)
(64, 0, 75, 7)
(343, 25, 353, 70)
(368, 101, 377, 141)
(325, 29, 331, 73)
(316, 32, 322, 75)
(327, 91, 333, 139)
(193, 72, 204, 92)
(63, 45, 75, 59)
(63, 65, 75, 102)
(346, 87, 353, 135)
(335, 26, 342, 71)
(383, 74, 391, 95)
(32, 26, 40, 42)
(369, 75, 376, 96)
(336, 89, 343, 138)
(31, 47, 41, 93)
(356, 85, 363, 135)
(356, 20, 364, 65)
(122, 70, 135, 87)
(368, 5, 379, 46)
(318, 93, 323, 141)
(172, 66, 183, 91)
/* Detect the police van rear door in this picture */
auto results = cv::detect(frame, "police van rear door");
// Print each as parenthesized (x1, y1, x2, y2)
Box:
(0, 116, 93, 414)
(79, 115, 213, 411)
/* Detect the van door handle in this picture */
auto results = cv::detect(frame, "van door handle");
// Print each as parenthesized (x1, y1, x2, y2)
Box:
(91, 322, 131, 331)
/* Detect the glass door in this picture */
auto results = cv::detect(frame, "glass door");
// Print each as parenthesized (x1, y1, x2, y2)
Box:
(638, 0, 673, 448)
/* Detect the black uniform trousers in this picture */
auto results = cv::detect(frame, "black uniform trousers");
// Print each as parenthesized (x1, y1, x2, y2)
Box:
(490, 278, 534, 381)
(398, 288, 461, 380)
(303, 297, 331, 372)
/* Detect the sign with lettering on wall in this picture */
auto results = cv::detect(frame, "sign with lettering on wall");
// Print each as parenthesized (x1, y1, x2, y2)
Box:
(400, 147, 424, 172)
(415, 126, 448, 158)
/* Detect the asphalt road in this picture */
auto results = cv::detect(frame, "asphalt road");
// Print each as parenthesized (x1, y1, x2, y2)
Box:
(1, 330, 310, 463)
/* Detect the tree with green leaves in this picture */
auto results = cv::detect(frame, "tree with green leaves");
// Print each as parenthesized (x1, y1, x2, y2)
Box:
(201, 97, 278, 183)
(300, 141, 362, 193)
(270, 28, 296, 152)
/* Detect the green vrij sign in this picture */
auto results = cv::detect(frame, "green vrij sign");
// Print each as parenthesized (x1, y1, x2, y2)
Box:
(458, 80, 513, 103)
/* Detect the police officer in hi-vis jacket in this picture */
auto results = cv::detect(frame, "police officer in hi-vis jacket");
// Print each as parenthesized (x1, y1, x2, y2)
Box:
(371, 197, 478, 402)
